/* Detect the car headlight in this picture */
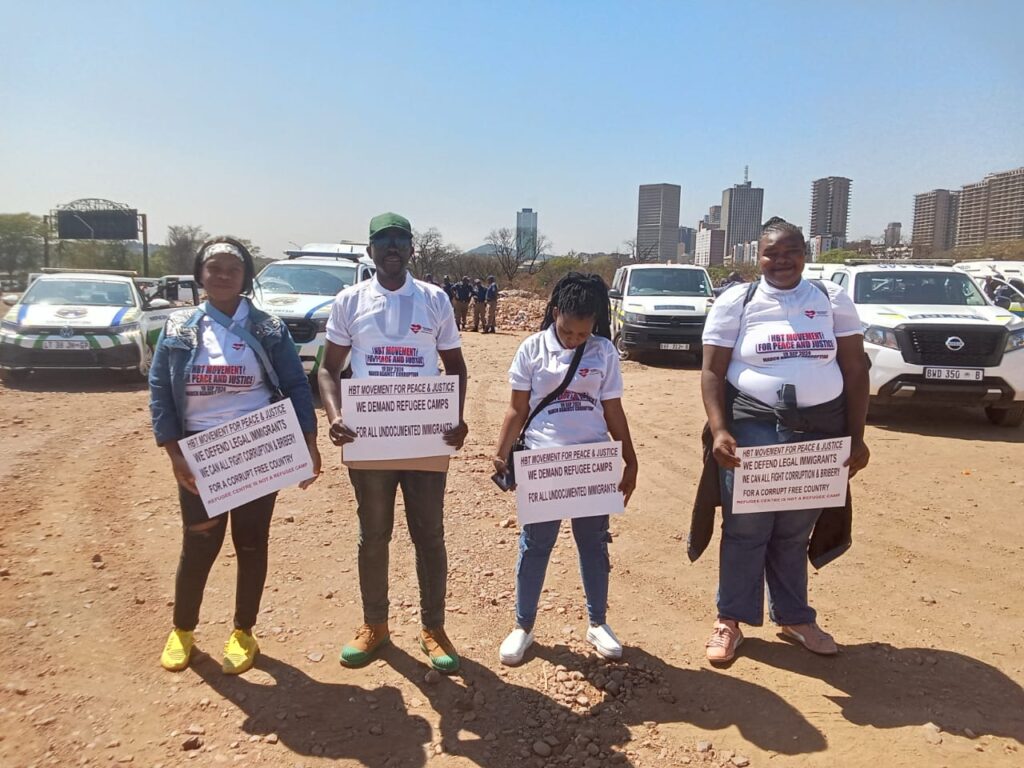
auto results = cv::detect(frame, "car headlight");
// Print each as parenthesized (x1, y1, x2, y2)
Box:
(311, 316, 329, 333)
(863, 325, 900, 349)
(110, 322, 140, 334)
(1005, 328, 1024, 353)
(624, 312, 647, 324)
(1, 320, 20, 332)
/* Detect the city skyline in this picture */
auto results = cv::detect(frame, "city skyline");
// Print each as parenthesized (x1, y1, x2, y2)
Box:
(1, 3, 1022, 259)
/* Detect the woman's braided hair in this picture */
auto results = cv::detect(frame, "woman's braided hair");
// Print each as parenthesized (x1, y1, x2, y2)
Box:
(761, 216, 806, 249)
(540, 272, 612, 340)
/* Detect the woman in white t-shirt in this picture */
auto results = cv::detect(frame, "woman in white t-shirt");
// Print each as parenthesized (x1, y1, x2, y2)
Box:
(492, 274, 639, 665)
(700, 217, 870, 664)
(149, 237, 321, 676)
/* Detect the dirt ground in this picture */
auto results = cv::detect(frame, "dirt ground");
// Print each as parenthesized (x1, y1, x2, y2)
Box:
(1, 329, 1022, 768)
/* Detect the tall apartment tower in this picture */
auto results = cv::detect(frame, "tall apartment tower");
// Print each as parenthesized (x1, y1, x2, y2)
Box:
(636, 184, 681, 262)
(809, 176, 852, 241)
(884, 222, 902, 247)
(955, 167, 1024, 248)
(721, 180, 764, 256)
(516, 208, 539, 262)
(912, 190, 959, 254)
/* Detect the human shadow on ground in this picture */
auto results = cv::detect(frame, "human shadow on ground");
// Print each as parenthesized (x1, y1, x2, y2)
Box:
(533, 644, 828, 756)
(742, 639, 1024, 743)
(382, 644, 638, 768)
(193, 651, 432, 767)
(868, 404, 1024, 444)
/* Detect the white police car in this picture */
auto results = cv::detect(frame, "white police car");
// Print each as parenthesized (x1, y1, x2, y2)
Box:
(828, 262, 1024, 426)
(0, 269, 175, 382)
(253, 243, 375, 376)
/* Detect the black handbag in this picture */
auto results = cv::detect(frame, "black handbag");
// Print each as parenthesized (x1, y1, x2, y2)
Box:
(494, 342, 586, 491)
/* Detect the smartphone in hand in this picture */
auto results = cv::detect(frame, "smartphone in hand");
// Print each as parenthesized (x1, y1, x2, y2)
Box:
(491, 471, 514, 492)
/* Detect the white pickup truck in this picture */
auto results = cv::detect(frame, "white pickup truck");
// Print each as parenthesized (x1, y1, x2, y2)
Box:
(827, 262, 1024, 426)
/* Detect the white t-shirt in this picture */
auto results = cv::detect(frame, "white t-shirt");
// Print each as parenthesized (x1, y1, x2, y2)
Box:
(509, 327, 624, 450)
(702, 278, 862, 407)
(184, 301, 272, 431)
(325, 274, 461, 378)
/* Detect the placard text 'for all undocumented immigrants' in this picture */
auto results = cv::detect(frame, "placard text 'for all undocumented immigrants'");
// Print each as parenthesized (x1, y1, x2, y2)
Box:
(181, 400, 314, 518)
(732, 437, 851, 514)
(340, 374, 460, 461)
(514, 441, 624, 525)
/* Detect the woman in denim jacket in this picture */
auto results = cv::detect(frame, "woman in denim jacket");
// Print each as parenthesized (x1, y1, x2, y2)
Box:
(149, 236, 321, 675)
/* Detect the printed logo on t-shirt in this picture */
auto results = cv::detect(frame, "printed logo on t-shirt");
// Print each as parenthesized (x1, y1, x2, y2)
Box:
(803, 309, 830, 319)
(409, 323, 434, 335)
(577, 368, 603, 379)
(755, 331, 835, 363)
(232, 341, 245, 350)
(186, 364, 257, 396)
(365, 345, 426, 377)
(545, 389, 598, 415)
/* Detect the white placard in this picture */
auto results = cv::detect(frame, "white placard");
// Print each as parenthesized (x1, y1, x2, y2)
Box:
(181, 400, 314, 518)
(341, 375, 459, 461)
(732, 437, 851, 514)
(514, 440, 624, 525)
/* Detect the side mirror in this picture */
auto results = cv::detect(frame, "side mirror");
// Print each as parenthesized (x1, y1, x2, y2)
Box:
(147, 298, 172, 310)
(608, 289, 622, 300)
(1, 294, 19, 306)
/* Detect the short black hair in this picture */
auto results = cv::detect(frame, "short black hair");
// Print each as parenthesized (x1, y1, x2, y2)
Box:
(541, 272, 612, 340)
(761, 216, 806, 249)
(193, 235, 256, 295)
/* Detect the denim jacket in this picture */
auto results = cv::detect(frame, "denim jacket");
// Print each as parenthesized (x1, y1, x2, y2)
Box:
(149, 299, 317, 446)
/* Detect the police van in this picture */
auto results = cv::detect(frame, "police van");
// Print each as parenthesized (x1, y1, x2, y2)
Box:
(253, 243, 376, 376)
(0, 269, 177, 382)
(828, 261, 1024, 426)
(608, 263, 714, 361)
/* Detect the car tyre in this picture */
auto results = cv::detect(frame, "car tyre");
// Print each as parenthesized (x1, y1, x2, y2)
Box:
(0, 368, 28, 385)
(614, 333, 634, 363)
(985, 404, 1024, 427)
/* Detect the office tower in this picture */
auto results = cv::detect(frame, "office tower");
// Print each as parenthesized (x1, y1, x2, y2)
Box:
(516, 208, 539, 262)
(709, 205, 721, 228)
(694, 228, 725, 267)
(809, 177, 852, 240)
(884, 222, 902, 247)
(912, 190, 959, 254)
(955, 167, 1024, 248)
(636, 184, 681, 262)
(678, 226, 696, 255)
(721, 178, 764, 256)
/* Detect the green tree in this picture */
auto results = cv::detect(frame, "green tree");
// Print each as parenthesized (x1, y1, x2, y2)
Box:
(163, 225, 209, 274)
(815, 249, 863, 264)
(0, 213, 45, 276)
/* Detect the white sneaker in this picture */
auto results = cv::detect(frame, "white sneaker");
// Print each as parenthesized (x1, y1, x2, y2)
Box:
(499, 627, 534, 666)
(586, 623, 622, 659)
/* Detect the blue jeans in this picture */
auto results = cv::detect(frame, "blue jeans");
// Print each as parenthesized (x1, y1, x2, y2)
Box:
(515, 515, 611, 631)
(718, 419, 825, 627)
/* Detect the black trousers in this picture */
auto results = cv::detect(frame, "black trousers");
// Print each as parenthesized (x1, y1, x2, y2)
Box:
(172, 485, 277, 632)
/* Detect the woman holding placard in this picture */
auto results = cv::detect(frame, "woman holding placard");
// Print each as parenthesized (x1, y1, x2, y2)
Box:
(698, 217, 869, 664)
(492, 273, 638, 665)
(149, 236, 321, 675)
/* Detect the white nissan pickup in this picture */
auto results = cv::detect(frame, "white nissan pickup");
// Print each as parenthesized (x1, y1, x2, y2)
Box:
(827, 262, 1024, 426)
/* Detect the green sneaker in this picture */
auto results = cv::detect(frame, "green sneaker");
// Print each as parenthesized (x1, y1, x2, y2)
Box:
(419, 626, 460, 674)
(340, 623, 390, 668)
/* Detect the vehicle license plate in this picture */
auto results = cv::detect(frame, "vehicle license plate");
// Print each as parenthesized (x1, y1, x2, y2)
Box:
(660, 343, 690, 350)
(42, 340, 89, 350)
(924, 367, 983, 381)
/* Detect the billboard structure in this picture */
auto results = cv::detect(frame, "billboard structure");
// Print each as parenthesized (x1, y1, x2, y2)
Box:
(47, 198, 150, 275)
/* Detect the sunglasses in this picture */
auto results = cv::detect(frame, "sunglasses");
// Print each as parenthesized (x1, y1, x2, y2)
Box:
(370, 233, 412, 250)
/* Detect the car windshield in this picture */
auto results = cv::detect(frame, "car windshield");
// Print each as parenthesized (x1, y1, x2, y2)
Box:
(627, 269, 711, 297)
(257, 263, 357, 296)
(854, 272, 988, 305)
(20, 279, 135, 307)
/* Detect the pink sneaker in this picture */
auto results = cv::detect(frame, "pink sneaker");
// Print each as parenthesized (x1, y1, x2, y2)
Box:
(780, 623, 838, 655)
(705, 620, 743, 664)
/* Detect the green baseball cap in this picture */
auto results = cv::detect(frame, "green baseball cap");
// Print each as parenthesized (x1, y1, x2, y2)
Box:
(369, 212, 412, 239)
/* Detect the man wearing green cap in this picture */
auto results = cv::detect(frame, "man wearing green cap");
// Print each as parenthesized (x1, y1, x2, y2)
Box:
(318, 212, 469, 673)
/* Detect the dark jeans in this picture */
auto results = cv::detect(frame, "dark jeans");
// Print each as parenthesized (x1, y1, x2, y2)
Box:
(173, 485, 276, 632)
(348, 468, 448, 629)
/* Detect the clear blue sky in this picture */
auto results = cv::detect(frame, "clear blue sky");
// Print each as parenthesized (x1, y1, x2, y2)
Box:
(2, 1, 1022, 257)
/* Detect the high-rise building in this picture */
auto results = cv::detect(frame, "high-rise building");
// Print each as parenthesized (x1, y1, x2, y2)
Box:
(709, 205, 722, 229)
(516, 208, 539, 262)
(721, 179, 764, 256)
(809, 176, 852, 240)
(694, 228, 725, 267)
(636, 184, 681, 262)
(808, 235, 847, 262)
(912, 190, 959, 254)
(954, 167, 1024, 248)
(884, 222, 902, 247)
(678, 226, 696, 256)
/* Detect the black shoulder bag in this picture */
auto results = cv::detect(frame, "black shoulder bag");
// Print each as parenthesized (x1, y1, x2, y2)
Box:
(493, 342, 586, 491)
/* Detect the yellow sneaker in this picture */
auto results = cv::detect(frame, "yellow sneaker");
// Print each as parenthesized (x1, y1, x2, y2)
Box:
(160, 628, 194, 672)
(222, 629, 259, 675)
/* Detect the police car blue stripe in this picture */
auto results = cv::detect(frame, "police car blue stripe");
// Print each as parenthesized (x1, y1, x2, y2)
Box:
(17, 305, 28, 324)
(305, 300, 334, 319)
(111, 308, 129, 326)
